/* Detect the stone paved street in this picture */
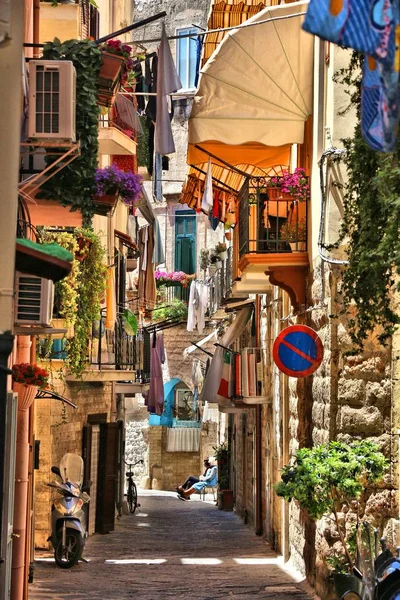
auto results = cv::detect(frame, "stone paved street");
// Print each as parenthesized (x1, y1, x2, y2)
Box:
(29, 491, 316, 600)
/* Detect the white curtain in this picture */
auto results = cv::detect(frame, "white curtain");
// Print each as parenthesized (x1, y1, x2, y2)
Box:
(166, 428, 200, 452)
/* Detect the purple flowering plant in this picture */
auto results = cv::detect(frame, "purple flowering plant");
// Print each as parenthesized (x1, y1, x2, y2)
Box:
(269, 168, 310, 201)
(94, 165, 142, 207)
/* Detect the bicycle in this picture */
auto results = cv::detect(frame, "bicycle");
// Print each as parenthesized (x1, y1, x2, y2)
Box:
(124, 459, 143, 514)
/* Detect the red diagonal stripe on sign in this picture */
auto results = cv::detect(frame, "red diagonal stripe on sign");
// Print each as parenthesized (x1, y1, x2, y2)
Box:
(281, 338, 319, 366)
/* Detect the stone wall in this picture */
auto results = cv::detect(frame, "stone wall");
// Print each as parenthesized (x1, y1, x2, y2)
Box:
(34, 379, 112, 548)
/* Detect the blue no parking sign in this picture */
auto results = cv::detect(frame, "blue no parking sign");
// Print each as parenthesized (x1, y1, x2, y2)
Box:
(272, 325, 323, 378)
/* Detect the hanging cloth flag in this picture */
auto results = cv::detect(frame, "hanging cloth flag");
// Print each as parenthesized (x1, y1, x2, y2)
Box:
(201, 158, 214, 213)
(361, 54, 399, 152)
(217, 350, 234, 399)
(208, 189, 220, 230)
(303, 0, 396, 67)
(154, 26, 182, 155)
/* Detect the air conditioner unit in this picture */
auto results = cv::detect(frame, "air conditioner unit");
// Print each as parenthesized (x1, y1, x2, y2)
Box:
(14, 273, 54, 327)
(28, 60, 76, 141)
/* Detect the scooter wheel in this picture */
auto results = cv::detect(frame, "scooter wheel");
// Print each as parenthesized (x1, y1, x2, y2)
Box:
(54, 530, 83, 569)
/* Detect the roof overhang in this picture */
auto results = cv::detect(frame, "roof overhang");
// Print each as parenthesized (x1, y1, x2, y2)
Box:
(16, 239, 73, 283)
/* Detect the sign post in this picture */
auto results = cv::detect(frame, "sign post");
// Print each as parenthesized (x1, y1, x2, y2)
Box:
(273, 325, 323, 378)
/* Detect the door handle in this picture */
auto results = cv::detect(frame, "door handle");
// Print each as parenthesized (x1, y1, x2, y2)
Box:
(11, 533, 20, 539)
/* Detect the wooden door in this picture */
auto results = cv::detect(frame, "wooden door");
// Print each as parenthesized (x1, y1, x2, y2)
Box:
(82, 425, 92, 533)
(96, 423, 118, 534)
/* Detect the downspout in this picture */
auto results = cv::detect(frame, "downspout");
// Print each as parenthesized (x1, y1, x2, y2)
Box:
(11, 336, 31, 600)
(0, 0, 23, 594)
(255, 404, 263, 536)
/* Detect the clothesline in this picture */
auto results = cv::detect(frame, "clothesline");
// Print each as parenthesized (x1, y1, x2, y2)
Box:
(129, 8, 309, 45)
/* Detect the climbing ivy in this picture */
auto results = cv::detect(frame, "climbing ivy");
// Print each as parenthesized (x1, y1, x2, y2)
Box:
(40, 38, 101, 220)
(334, 52, 400, 347)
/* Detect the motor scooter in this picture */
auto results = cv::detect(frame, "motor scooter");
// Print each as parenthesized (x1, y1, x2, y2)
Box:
(341, 523, 400, 600)
(47, 453, 90, 568)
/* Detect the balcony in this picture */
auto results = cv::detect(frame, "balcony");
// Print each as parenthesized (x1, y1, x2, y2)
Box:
(65, 313, 150, 386)
(98, 112, 137, 156)
(236, 178, 309, 309)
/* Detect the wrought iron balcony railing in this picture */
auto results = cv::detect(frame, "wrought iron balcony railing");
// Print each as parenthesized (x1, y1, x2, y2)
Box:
(90, 311, 150, 382)
(238, 177, 308, 258)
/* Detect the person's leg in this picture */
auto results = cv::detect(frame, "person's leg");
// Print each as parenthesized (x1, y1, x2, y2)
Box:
(178, 475, 199, 491)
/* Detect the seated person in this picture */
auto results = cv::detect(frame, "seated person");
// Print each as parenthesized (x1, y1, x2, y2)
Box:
(177, 462, 217, 501)
(177, 459, 212, 499)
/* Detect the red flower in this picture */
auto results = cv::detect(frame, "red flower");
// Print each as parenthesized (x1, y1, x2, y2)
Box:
(12, 363, 49, 389)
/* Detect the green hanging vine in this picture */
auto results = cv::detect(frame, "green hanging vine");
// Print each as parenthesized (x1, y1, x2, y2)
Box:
(39, 39, 101, 220)
(334, 52, 400, 348)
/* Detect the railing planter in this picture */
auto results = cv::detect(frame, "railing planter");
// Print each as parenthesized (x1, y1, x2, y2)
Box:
(93, 193, 119, 216)
(98, 52, 124, 107)
(265, 187, 293, 201)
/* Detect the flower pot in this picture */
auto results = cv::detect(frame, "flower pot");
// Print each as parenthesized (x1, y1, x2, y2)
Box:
(332, 573, 363, 598)
(289, 241, 307, 252)
(93, 193, 119, 216)
(75, 237, 92, 262)
(98, 52, 124, 89)
(217, 489, 234, 511)
(219, 251, 227, 261)
(266, 187, 293, 201)
(14, 383, 38, 411)
(208, 265, 217, 276)
(215, 260, 222, 269)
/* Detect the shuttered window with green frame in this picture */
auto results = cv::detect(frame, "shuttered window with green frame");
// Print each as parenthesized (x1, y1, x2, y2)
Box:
(175, 210, 196, 274)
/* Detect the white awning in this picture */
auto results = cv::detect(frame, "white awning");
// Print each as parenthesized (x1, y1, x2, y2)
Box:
(189, 1, 314, 148)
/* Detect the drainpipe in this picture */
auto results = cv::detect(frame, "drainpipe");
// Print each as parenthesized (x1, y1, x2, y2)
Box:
(255, 405, 263, 536)
(0, 0, 24, 594)
(11, 336, 31, 600)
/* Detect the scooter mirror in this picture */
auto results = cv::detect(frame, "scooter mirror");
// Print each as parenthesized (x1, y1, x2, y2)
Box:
(51, 466, 61, 478)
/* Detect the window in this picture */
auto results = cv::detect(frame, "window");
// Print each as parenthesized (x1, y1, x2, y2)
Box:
(175, 210, 196, 275)
(176, 27, 199, 90)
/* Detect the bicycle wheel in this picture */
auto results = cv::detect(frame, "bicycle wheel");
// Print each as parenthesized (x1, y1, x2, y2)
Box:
(127, 481, 137, 514)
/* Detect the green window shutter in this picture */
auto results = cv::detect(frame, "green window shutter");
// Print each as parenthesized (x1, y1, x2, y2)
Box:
(175, 235, 195, 274)
(175, 212, 196, 274)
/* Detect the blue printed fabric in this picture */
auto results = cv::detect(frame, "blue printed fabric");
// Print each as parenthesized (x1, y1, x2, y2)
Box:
(361, 55, 399, 152)
(303, 0, 396, 67)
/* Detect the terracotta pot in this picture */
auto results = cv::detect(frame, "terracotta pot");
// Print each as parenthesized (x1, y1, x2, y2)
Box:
(93, 193, 119, 216)
(265, 187, 293, 201)
(98, 52, 124, 88)
(14, 383, 38, 411)
(289, 241, 307, 252)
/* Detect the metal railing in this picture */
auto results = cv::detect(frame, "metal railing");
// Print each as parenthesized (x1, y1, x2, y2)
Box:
(155, 284, 190, 305)
(238, 177, 308, 258)
(90, 312, 150, 381)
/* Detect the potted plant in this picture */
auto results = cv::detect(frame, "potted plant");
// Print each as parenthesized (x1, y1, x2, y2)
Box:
(93, 164, 142, 215)
(209, 251, 222, 270)
(154, 270, 196, 288)
(151, 298, 188, 322)
(275, 440, 388, 595)
(213, 441, 234, 511)
(12, 363, 49, 411)
(268, 168, 310, 202)
(199, 249, 210, 272)
(215, 242, 227, 261)
(279, 217, 307, 252)
(98, 40, 136, 106)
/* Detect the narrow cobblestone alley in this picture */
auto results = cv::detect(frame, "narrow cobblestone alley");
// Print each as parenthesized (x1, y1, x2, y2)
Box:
(29, 491, 316, 600)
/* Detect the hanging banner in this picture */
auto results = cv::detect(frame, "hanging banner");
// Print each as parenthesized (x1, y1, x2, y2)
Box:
(273, 325, 323, 378)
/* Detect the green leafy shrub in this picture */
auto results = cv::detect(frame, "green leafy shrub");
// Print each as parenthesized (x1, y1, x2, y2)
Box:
(275, 440, 388, 570)
(40, 39, 101, 219)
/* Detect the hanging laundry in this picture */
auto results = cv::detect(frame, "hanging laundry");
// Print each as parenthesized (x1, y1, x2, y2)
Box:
(153, 152, 163, 201)
(145, 55, 157, 122)
(138, 225, 157, 310)
(201, 158, 214, 213)
(143, 332, 165, 415)
(303, 0, 396, 67)
(187, 280, 209, 333)
(361, 54, 398, 152)
(154, 26, 182, 155)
